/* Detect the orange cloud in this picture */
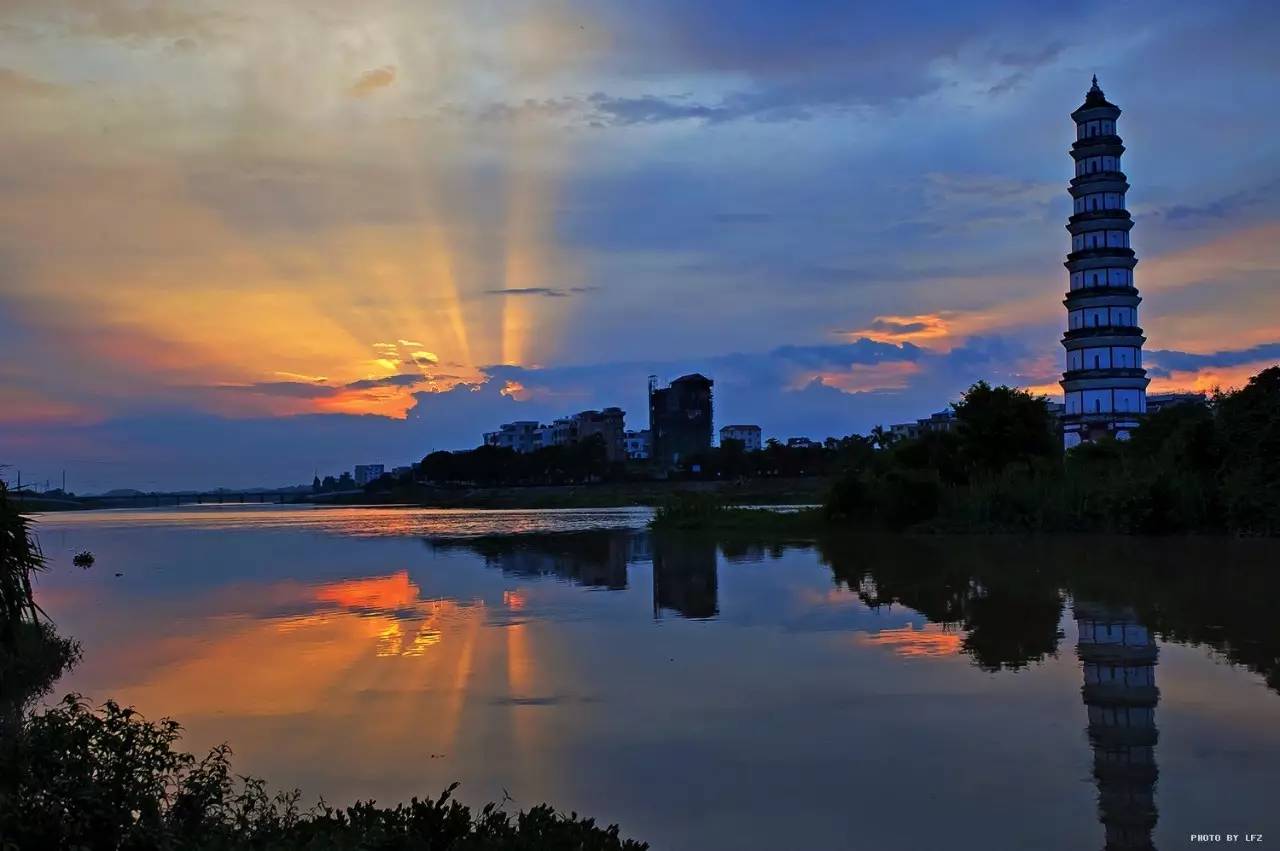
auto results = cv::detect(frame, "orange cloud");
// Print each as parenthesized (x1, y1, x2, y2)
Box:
(1147, 361, 1275, 395)
(1140, 222, 1280, 352)
(349, 65, 397, 97)
(836, 304, 1051, 352)
(796, 360, 923, 394)
(0, 3, 592, 427)
(0, 387, 99, 425)
(843, 313, 955, 346)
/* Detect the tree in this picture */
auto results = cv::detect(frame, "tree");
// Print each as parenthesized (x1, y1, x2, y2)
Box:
(870, 425, 896, 450)
(1216, 365, 1280, 534)
(953, 381, 1058, 475)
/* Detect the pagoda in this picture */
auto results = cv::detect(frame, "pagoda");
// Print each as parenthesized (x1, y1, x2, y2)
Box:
(1061, 77, 1149, 448)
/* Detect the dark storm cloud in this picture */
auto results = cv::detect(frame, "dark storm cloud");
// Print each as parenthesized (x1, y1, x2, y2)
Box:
(218, 373, 435, 399)
(1146, 178, 1280, 227)
(482, 287, 599, 298)
(1145, 344, 1280, 377)
(229, 380, 332, 399)
(344, 373, 431, 391)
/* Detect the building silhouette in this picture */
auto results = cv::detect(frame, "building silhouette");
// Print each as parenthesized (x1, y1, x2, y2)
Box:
(1060, 78, 1149, 448)
(648, 373, 714, 468)
(624, 429, 652, 460)
(483, 408, 626, 461)
(573, 407, 626, 463)
(1075, 601, 1159, 851)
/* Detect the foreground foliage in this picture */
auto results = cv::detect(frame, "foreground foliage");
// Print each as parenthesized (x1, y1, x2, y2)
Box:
(0, 484, 46, 640)
(0, 694, 648, 851)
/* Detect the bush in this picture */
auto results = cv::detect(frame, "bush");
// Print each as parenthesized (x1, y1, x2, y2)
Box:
(0, 695, 648, 851)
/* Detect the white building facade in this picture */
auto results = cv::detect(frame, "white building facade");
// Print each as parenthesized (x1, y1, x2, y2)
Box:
(1060, 78, 1149, 449)
(719, 424, 762, 452)
(483, 421, 541, 453)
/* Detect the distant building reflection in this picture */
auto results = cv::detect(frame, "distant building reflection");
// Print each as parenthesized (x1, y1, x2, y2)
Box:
(428, 532, 631, 590)
(427, 530, 723, 621)
(1075, 602, 1159, 851)
(652, 534, 718, 620)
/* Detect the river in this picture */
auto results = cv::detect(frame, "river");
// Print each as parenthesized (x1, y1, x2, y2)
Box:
(31, 505, 1280, 850)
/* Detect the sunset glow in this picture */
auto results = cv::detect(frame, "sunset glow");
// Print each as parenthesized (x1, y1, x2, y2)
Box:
(2, 1, 1278, 490)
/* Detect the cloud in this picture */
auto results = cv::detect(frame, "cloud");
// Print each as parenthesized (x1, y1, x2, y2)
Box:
(1145, 343, 1280, 376)
(344, 373, 431, 391)
(585, 92, 725, 125)
(1146, 179, 1280, 227)
(483, 286, 599, 298)
(2, 0, 242, 44)
(349, 65, 396, 97)
(0, 67, 61, 98)
(232, 380, 336, 399)
(798, 361, 924, 393)
(840, 314, 954, 346)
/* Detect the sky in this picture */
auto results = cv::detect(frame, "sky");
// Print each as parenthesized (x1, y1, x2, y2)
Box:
(2, 0, 1279, 491)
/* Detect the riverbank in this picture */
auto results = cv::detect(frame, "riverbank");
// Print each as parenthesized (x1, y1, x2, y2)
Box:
(325, 476, 832, 510)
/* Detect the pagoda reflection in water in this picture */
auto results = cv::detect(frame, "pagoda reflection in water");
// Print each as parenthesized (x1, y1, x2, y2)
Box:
(1075, 601, 1159, 851)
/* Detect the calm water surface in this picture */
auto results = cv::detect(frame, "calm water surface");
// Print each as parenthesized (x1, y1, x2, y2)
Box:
(33, 505, 1280, 850)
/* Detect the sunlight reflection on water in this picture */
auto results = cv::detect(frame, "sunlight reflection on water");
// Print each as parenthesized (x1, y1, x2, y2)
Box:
(34, 504, 654, 536)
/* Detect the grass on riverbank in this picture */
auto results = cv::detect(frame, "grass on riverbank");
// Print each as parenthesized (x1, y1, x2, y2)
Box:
(338, 476, 833, 510)
(650, 492, 825, 534)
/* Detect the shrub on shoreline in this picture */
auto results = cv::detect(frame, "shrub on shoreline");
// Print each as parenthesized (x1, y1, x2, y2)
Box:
(0, 694, 648, 851)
